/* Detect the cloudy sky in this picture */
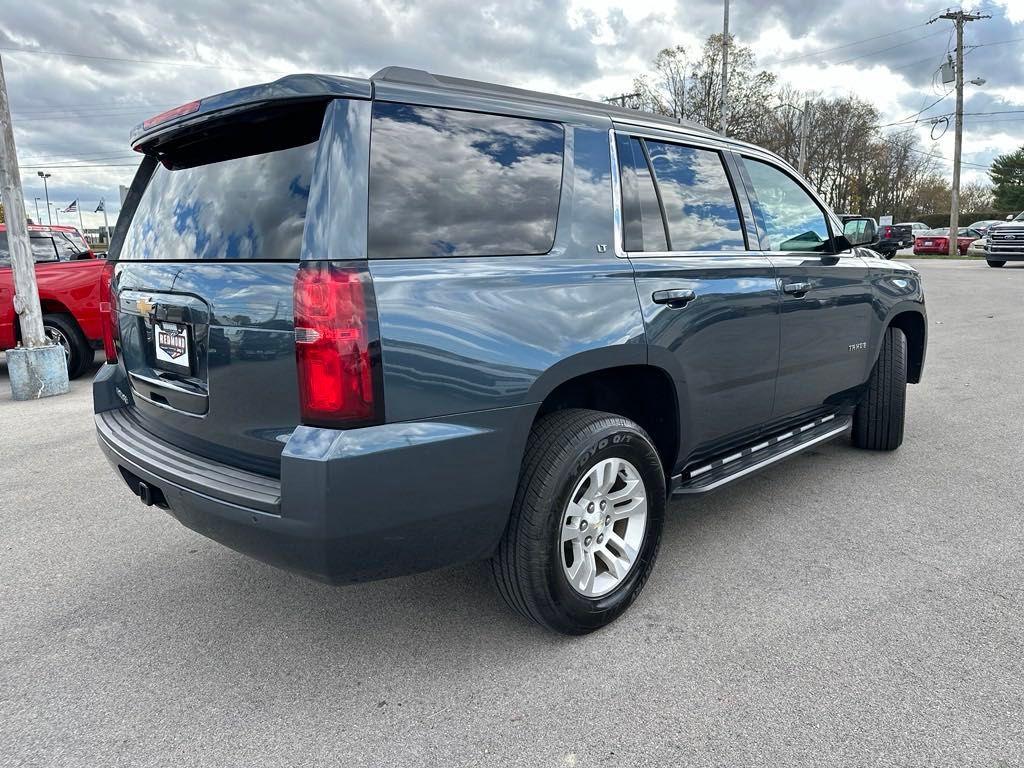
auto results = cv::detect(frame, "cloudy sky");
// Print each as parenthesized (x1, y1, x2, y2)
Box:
(3, 0, 1023, 230)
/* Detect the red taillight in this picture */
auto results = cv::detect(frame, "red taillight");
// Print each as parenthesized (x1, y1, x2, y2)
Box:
(293, 262, 381, 428)
(142, 99, 201, 129)
(99, 261, 117, 363)
(882, 225, 893, 238)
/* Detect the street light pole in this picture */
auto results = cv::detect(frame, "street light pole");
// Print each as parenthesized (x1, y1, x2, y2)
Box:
(33, 196, 41, 223)
(37, 170, 51, 225)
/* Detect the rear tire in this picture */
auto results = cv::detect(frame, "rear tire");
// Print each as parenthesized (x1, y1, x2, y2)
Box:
(42, 313, 91, 379)
(853, 326, 907, 451)
(490, 408, 665, 635)
(987, 260, 1006, 268)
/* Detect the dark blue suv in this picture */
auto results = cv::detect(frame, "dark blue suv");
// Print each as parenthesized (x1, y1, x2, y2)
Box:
(94, 67, 927, 634)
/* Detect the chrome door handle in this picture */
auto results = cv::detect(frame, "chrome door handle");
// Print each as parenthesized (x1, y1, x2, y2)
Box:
(783, 282, 811, 296)
(652, 289, 696, 308)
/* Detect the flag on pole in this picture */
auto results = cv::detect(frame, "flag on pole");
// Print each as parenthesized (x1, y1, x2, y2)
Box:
(64, 199, 78, 213)
(94, 199, 105, 213)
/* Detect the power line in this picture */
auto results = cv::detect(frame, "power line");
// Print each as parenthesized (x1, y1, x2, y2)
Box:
(769, 23, 931, 64)
(829, 28, 950, 67)
(18, 162, 140, 169)
(0, 44, 290, 74)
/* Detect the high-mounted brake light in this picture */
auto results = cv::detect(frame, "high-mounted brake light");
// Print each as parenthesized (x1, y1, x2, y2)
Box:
(142, 100, 201, 130)
(99, 261, 118, 363)
(293, 262, 382, 428)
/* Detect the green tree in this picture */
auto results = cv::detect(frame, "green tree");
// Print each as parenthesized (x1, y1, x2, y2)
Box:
(990, 147, 1024, 210)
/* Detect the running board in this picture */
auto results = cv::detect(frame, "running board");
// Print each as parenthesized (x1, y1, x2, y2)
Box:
(671, 414, 852, 496)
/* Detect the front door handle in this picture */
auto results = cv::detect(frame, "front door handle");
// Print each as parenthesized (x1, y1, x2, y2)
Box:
(783, 281, 811, 296)
(652, 289, 696, 308)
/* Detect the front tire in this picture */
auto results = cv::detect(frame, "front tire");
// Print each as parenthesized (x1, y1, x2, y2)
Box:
(987, 260, 1006, 268)
(491, 409, 665, 635)
(42, 313, 91, 379)
(853, 326, 907, 451)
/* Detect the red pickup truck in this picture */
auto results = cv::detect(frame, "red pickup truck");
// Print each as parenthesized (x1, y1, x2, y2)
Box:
(0, 224, 105, 378)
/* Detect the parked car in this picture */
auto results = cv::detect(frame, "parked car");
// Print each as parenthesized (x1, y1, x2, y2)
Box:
(913, 227, 984, 256)
(982, 212, 1024, 267)
(875, 222, 914, 258)
(0, 223, 105, 377)
(966, 238, 987, 258)
(93, 68, 928, 634)
(966, 220, 1002, 237)
(898, 222, 930, 234)
(836, 215, 908, 259)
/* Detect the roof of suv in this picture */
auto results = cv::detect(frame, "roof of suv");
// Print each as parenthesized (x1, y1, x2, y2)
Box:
(131, 67, 722, 150)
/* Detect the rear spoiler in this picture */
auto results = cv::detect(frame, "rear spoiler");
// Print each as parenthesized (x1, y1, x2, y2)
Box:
(130, 74, 371, 153)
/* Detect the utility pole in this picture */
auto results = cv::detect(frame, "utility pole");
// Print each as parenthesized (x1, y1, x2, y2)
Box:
(33, 196, 40, 223)
(720, 0, 730, 135)
(37, 170, 51, 225)
(934, 8, 990, 257)
(0, 54, 68, 399)
(798, 98, 809, 176)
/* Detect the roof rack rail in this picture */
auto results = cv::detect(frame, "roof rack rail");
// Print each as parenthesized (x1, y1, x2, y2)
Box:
(368, 65, 716, 136)
(370, 67, 440, 87)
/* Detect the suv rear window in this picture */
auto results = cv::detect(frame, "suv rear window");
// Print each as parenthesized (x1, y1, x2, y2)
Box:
(119, 140, 318, 261)
(368, 103, 564, 259)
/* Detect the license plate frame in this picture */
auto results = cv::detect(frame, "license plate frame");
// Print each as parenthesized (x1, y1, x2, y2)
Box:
(153, 321, 193, 374)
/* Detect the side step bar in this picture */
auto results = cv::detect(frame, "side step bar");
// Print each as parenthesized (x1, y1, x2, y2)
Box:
(671, 414, 852, 496)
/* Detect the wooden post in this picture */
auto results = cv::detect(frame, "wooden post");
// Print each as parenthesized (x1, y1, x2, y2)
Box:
(0, 54, 45, 349)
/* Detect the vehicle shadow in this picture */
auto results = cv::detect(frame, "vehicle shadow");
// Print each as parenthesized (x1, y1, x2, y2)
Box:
(73, 438, 867, 665)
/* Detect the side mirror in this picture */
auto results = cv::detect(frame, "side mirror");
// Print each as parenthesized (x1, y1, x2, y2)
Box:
(843, 217, 878, 247)
(1007, 214, 1014, 220)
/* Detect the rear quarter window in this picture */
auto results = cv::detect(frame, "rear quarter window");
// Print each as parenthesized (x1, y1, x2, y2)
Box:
(368, 103, 564, 259)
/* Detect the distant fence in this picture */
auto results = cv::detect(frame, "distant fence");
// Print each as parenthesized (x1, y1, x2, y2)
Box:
(915, 211, 1018, 228)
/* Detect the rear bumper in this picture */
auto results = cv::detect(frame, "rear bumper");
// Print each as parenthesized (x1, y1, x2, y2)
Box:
(94, 364, 530, 584)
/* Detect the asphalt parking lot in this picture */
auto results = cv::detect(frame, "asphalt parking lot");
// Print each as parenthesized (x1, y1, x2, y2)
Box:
(2, 259, 1022, 767)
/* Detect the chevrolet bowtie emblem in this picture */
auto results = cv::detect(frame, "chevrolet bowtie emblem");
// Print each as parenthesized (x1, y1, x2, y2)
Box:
(136, 297, 155, 317)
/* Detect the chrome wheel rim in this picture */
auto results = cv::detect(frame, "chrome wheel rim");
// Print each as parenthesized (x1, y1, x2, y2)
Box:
(560, 456, 648, 598)
(44, 325, 71, 361)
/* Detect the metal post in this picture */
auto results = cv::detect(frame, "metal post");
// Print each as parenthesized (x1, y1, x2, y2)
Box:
(100, 198, 110, 243)
(33, 196, 40, 223)
(720, 0, 729, 135)
(37, 170, 51, 225)
(0, 54, 68, 399)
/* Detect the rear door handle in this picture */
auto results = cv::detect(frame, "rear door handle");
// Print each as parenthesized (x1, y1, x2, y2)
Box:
(783, 282, 811, 296)
(652, 289, 696, 308)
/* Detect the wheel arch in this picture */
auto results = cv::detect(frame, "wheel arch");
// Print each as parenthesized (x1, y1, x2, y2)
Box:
(528, 352, 681, 477)
(886, 307, 926, 383)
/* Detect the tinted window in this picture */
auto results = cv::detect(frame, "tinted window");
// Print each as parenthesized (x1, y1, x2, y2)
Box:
(0, 232, 59, 263)
(616, 134, 667, 252)
(119, 141, 318, 261)
(646, 141, 745, 251)
(368, 103, 563, 259)
(744, 158, 831, 252)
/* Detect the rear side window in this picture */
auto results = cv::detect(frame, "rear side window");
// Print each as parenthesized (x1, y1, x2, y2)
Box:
(119, 141, 318, 261)
(368, 103, 564, 259)
(616, 135, 668, 252)
(743, 158, 831, 252)
(0, 232, 59, 263)
(645, 141, 745, 251)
